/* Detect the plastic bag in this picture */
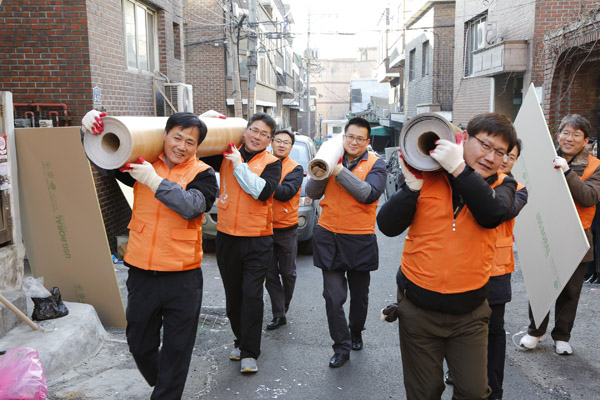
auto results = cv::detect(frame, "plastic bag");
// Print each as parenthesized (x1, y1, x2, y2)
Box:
(31, 287, 69, 321)
(21, 276, 51, 299)
(0, 347, 48, 400)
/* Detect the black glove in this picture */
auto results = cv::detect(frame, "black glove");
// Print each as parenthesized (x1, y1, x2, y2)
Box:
(380, 303, 398, 323)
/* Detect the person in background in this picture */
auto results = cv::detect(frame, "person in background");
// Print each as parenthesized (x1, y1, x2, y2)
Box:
(306, 117, 387, 368)
(487, 139, 528, 400)
(81, 110, 218, 400)
(215, 113, 282, 374)
(377, 113, 517, 399)
(520, 114, 600, 355)
(265, 130, 303, 330)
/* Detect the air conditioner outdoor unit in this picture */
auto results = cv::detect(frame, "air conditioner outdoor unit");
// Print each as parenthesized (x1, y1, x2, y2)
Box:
(164, 83, 194, 115)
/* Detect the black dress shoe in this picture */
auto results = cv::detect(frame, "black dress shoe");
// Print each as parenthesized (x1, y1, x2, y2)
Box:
(266, 316, 286, 330)
(593, 276, 600, 284)
(329, 353, 349, 368)
(585, 273, 598, 283)
(351, 331, 363, 351)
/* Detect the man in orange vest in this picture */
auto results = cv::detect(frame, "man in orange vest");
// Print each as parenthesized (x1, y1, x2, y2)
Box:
(81, 111, 218, 400)
(486, 139, 527, 400)
(265, 130, 303, 330)
(377, 113, 517, 399)
(520, 114, 600, 355)
(215, 113, 282, 374)
(306, 117, 387, 368)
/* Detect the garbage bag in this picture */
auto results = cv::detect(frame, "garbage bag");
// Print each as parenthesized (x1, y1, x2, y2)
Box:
(0, 347, 48, 400)
(31, 287, 69, 321)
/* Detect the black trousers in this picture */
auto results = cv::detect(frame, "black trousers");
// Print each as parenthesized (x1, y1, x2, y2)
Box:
(322, 269, 371, 354)
(216, 232, 273, 359)
(528, 262, 587, 341)
(266, 228, 298, 318)
(487, 303, 506, 400)
(125, 267, 203, 400)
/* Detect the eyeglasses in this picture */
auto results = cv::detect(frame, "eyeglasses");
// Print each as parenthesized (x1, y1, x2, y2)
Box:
(559, 129, 584, 139)
(472, 135, 508, 161)
(344, 134, 368, 144)
(273, 138, 292, 146)
(248, 127, 272, 140)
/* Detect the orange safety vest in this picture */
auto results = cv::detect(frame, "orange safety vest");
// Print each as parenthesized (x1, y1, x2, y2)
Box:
(491, 182, 525, 277)
(318, 153, 379, 234)
(216, 147, 279, 236)
(401, 172, 507, 294)
(272, 156, 301, 229)
(124, 154, 211, 272)
(574, 155, 600, 229)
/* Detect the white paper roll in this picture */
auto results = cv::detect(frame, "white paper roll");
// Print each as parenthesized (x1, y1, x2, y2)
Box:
(83, 116, 247, 170)
(307, 134, 345, 180)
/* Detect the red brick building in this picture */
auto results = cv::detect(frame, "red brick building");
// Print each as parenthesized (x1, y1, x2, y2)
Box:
(0, 0, 189, 252)
(454, 0, 599, 134)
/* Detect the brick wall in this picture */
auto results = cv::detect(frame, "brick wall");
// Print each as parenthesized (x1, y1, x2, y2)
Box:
(184, 0, 228, 115)
(433, 2, 455, 112)
(0, 0, 188, 252)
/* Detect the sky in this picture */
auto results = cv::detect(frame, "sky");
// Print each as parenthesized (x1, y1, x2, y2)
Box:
(283, 0, 390, 59)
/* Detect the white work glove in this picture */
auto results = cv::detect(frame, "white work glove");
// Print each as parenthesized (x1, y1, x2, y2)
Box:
(223, 142, 242, 169)
(332, 157, 344, 176)
(429, 133, 464, 174)
(199, 110, 227, 119)
(398, 150, 423, 191)
(82, 110, 107, 135)
(553, 156, 569, 173)
(126, 157, 164, 193)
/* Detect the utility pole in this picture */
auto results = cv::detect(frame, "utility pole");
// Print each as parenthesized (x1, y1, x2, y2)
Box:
(247, 0, 258, 116)
(304, 9, 311, 137)
(229, 1, 243, 117)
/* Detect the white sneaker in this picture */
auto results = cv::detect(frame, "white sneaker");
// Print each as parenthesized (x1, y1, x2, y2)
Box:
(555, 340, 573, 355)
(240, 357, 258, 373)
(519, 333, 547, 350)
(230, 347, 241, 361)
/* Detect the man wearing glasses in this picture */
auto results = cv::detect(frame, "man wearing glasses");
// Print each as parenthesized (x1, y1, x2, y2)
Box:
(520, 114, 600, 356)
(215, 113, 282, 374)
(377, 113, 517, 399)
(307, 117, 387, 368)
(265, 130, 304, 330)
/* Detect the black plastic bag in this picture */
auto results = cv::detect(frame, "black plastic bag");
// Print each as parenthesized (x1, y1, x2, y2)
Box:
(31, 287, 69, 321)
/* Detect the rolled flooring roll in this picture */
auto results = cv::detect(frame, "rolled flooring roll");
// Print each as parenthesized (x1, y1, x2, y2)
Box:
(307, 133, 344, 180)
(83, 116, 247, 170)
(399, 112, 461, 171)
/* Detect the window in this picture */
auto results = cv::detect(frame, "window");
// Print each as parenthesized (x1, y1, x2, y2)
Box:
(464, 14, 487, 76)
(422, 41, 429, 76)
(351, 89, 362, 103)
(408, 49, 416, 81)
(124, 0, 157, 72)
(173, 23, 181, 60)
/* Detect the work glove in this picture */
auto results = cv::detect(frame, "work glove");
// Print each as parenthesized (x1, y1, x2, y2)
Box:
(553, 156, 569, 173)
(125, 157, 164, 193)
(380, 303, 399, 323)
(429, 133, 464, 174)
(223, 142, 242, 169)
(332, 157, 344, 176)
(398, 149, 423, 191)
(199, 110, 227, 119)
(82, 110, 107, 135)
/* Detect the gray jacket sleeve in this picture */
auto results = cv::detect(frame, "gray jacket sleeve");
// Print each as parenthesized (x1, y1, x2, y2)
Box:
(306, 177, 328, 200)
(335, 158, 387, 204)
(155, 168, 218, 220)
(565, 164, 600, 207)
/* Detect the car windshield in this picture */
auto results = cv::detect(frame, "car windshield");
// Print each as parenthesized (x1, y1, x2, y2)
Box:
(289, 142, 310, 172)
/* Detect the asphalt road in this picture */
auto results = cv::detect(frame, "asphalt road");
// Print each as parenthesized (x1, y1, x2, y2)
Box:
(48, 226, 600, 399)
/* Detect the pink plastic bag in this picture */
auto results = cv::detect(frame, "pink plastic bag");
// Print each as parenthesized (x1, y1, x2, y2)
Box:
(0, 347, 47, 400)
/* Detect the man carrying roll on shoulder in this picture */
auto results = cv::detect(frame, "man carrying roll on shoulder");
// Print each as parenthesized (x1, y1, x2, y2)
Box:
(306, 117, 387, 368)
(81, 110, 218, 400)
(377, 113, 517, 399)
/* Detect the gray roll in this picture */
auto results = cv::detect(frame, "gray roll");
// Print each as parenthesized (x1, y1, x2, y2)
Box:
(399, 112, 461, 171)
